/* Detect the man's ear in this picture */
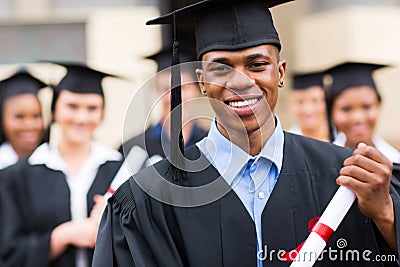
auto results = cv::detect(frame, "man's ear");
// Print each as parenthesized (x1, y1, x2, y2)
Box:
(278, 60, 287, 88)
(196, 68, 207, 95)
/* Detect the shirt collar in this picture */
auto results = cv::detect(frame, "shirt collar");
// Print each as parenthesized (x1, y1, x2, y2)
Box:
(0, 142, 19, 169)
(333, 132, 346, 147)
(197, 116, 284, 186)
(334, 133, 400, 164)
(29, 141, 122, 171)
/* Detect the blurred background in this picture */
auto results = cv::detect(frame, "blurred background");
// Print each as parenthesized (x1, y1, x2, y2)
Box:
(0, 0, 399, 149)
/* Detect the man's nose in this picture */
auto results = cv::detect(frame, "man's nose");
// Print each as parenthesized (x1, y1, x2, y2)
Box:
(226, 69, 254, 92)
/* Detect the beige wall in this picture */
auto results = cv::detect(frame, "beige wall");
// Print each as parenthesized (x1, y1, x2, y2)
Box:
(86, 6, 161, 148)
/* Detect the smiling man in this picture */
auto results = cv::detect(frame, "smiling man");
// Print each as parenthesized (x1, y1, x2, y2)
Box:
(196, 45, 283, 157)
(93, 0, 400, 266)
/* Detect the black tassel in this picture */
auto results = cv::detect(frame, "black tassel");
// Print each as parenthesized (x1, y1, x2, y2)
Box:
(169, 11, 187, 181)
(325, 86, 336, 143)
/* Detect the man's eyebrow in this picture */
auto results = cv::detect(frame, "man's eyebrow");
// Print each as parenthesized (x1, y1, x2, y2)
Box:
(209, 57, 230, 64)
(246, 54, 271, 60)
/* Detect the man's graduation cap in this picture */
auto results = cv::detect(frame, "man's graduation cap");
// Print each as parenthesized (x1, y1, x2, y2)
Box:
(147, 0, 293, 59)
(50, 61, 118, 96)
(326, 62, 387, 97)
(292, 72, 324, 91)
(146, 0, 294, 181)
(0, 68, 47, 101)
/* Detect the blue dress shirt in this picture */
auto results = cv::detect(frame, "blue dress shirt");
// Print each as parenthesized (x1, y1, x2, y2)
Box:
(197, 117, 284, 267)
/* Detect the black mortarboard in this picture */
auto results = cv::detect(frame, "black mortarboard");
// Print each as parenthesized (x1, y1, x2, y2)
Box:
(326, 62, 387, 96)
(49, 61, 118, 96)
(292, 72, 324, 91)
(0, 68, 47, 101)
(147, 0, 293, 59)
(146, 0, 294, 181)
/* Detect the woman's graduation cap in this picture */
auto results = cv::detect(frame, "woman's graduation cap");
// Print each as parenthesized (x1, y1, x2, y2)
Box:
(326, 62, 387, 97)
(146, 0, 294, 181)
(49, 61, 118, 96)
(292, 72, 324, 91)
(47, 61, 120, 112)
(0, 68, 47, 101)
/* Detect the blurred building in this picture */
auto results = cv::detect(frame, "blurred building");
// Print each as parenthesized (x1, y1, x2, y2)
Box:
(0, 0, 399, 149)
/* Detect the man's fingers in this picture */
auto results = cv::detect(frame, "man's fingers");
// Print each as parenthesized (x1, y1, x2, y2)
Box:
(343, 153, 386, 175)
(349, 144, 392, 166)
(340, 165, 371, 183)
(343, 146, 393, 177)
(337, 175, 364, 194)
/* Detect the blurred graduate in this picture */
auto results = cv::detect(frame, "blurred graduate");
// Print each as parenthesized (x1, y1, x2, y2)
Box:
(0, 68, 47, 170)
(287, 71, 330, 141)
(0, 62, 123, 267)
(120, 43, 207, 169)
(326, 62, 400, 163)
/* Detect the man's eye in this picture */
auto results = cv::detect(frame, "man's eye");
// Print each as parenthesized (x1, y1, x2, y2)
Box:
(249, 62, 267, 71)
(251, 62, 267, 67)
(210, 64, 231, 73)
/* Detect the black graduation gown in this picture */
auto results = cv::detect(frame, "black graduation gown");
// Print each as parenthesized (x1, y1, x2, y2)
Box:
(93, 133, 400, 267)
(119, 123, 208, 158)
(0, 158, 122, 267)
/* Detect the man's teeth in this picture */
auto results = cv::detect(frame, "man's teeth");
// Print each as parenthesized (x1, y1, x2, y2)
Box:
(228, 98, 258, 107)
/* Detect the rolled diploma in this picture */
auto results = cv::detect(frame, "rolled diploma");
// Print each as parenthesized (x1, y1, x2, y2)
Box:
(290, 186, 356, 266)
(104, 145, 148, 199)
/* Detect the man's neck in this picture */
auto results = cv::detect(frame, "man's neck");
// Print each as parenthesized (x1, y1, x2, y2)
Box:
(217, 119, 275, 157)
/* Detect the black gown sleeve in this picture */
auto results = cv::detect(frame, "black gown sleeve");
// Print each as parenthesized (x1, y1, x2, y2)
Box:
(93, 180, 157, 267)
(390, 162, 400, 259)
(0, 164, 52, 267)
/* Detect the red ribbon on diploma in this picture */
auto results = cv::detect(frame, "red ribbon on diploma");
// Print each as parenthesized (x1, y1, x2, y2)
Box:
(280, 217, 334, 262)
(106, 188, 115, 195)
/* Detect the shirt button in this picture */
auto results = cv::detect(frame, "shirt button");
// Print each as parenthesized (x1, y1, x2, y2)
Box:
(258, 192, 265, 199)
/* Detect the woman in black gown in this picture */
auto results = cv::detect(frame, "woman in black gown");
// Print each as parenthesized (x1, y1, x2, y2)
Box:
(0, 62, 123, 267)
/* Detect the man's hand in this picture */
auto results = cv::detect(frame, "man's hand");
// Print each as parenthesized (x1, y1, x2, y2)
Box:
(337, 143, 396, 252)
